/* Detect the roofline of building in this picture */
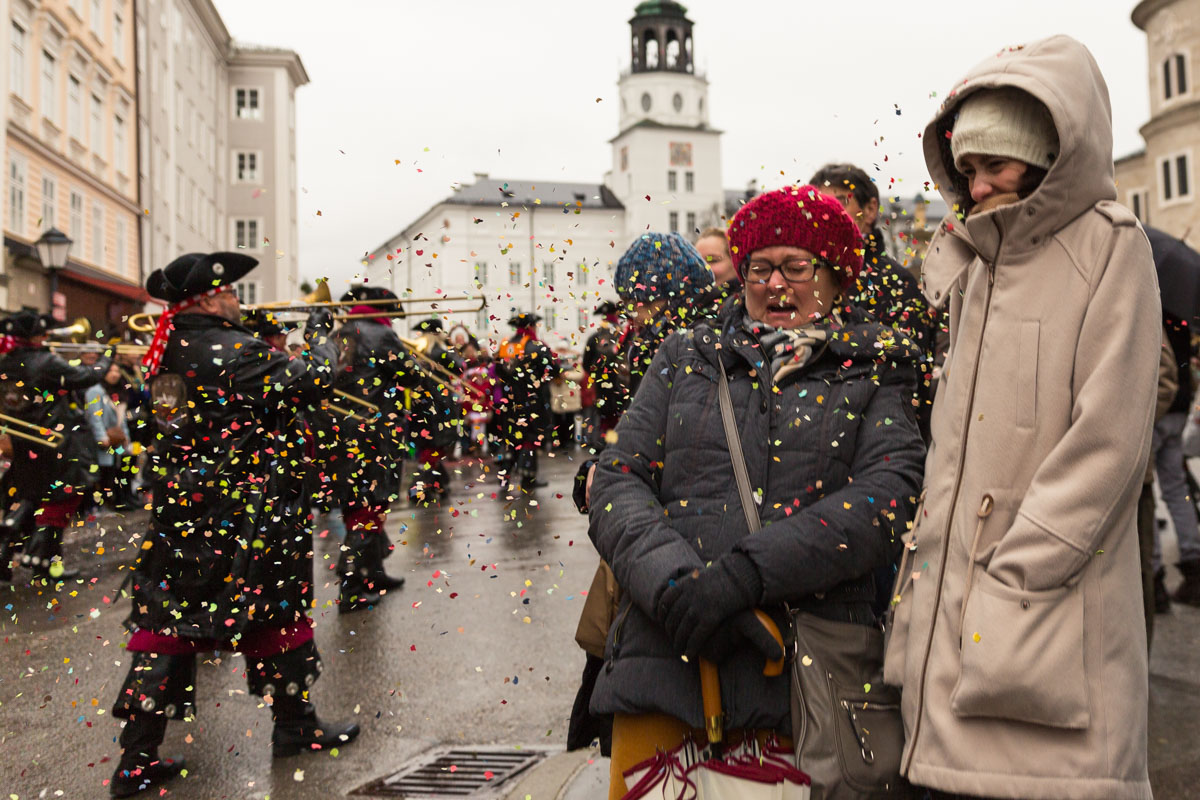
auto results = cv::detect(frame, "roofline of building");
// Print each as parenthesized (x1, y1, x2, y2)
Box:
(1132, 0, 1172, 31)
(1115, 149, 1147, 166)
(365, 182, 624, 259)
(608, 118, 722, 143)
(228, 46, 311, 87)
(191, 0, 233, 58)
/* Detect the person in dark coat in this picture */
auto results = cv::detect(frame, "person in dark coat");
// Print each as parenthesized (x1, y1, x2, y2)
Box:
(329, 286, 415, 609)
(109, 253, 358, 798)
(495, 312, 560, 492)
(409, 317, 465, 500)
(811, 162, 939, 440)
(581, 301, 628, 454)
(0, 310, 102, 583)
(588, 186, 925, 799)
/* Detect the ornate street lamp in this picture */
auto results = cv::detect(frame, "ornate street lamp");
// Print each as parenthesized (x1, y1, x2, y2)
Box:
(34, 226, 73, 299)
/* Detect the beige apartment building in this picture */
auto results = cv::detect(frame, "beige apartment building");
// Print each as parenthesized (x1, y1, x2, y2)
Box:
(136, 0, 307, 309)
(3, 0, 144, 331)
(1115, 0, 1200, 243)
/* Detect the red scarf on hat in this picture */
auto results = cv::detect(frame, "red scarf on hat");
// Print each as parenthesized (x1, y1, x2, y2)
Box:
(349, 304, 392, 325)
(141, 286, 230, 377)
(0, 336, 32, 355)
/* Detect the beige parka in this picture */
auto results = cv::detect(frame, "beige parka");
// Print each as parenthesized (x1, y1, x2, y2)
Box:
(884, 35, 1159, 800)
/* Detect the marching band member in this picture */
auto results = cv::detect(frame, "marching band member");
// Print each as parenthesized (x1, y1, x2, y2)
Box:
(0, 310, 102, 583)
(109, 253, 358, 798)
(330, 286, 413, 611)
(496, 312, 561, 493)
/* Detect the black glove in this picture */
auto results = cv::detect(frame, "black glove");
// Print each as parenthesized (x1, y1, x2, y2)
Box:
(657, 552, 763, 659)
(305, 308, 334, 338)
(697, 609, 786, 665)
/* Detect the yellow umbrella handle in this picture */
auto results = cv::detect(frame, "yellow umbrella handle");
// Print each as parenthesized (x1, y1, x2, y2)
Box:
(699, 658, 722, 745)
(699, 610, 788, 746)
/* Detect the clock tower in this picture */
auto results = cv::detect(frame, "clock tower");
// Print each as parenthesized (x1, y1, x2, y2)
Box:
(608, 1, 725, 241)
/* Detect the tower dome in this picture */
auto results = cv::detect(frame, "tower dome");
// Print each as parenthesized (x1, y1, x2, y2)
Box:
(630, 1, 694, 74)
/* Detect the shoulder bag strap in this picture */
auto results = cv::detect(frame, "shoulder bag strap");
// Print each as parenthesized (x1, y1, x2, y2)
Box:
(717, 358, 760, 534)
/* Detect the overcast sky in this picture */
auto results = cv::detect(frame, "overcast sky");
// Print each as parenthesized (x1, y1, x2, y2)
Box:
(212, 0, 1150, 293)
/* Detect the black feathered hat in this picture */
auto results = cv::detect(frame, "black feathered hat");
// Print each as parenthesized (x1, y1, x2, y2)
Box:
(508, 312, 542, 328)
(146, 252, 258, 303)
(340, 285, 403, 314)
(2, 309, 52, 339)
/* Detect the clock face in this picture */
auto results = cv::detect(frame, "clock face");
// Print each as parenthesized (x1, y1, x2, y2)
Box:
(641, 92, 652, 112)
(673, 93, 683, 112)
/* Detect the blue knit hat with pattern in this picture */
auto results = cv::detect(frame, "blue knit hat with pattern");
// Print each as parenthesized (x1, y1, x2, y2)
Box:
(614, 232, 714, 305)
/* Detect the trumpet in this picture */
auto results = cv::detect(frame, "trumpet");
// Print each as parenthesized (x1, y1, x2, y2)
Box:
(47, 318, 92, 343)
(324, 389, 381, 423)
(124, 282, 487, 333)
(0, 412, 65, 448)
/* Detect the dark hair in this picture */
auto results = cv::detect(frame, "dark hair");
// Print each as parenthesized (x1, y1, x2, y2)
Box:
(697, 227, 727, 241)
(1018, 166, 1049, 199)
(809, 163, 878, 208)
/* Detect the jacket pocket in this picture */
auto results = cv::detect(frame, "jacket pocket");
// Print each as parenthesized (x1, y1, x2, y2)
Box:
(950, 569, 1088, 729)
(882, 490, 925, 688)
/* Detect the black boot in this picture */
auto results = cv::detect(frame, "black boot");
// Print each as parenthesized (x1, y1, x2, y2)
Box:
(1171, 559, 1200, 606)
(1154, 567, 1172, 613)
(270, 695, 360, 757)
(22, 527, 80, 583)
(336, 532, 381, 613)
(368, 534, 405, 591)
(110, 716, 185, 798)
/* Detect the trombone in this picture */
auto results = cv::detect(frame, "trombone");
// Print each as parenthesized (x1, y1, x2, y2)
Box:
(47, 342, 150, 357)
(0, 413, 65, 448)
(124, 282, 487, 333)
(324, 389, 381, 424)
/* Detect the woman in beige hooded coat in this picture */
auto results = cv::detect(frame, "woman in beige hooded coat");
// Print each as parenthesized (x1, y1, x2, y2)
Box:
(884, 35, 1159, 800)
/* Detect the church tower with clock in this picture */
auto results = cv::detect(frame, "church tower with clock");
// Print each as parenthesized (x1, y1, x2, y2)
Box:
(607, 1, 726, 240)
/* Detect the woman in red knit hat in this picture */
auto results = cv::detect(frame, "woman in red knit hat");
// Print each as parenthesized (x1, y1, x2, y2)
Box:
(587, 185, 926, 799)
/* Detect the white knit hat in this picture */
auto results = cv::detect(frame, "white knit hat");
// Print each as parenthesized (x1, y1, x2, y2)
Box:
(950, 88, 1059, 171)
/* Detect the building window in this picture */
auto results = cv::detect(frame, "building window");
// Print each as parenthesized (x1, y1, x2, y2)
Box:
(68, 75, 83, 139)
(8, 154, 27, 234)
(234, 280, 261, 305)
(234, 87, 261, 120)
(509, 260, 521, 286)
(10, 22, 27, 100)
(115, 218, 127, 274)
(69, 190, 84, 245)
(90, 93, 104, 155)
(1164, 53, 1189, 100)
(474, 261, 488, 287)
(1130, 190, 1143, 221)
(234, 218, 260, 250)
(686, 211, 696, 233)
(235, 151, 260, 183)
(91, 0, 103, 38)
(40, 50, 57, 123)
(91, 202, 105, 265)
(113, 114, 127, 174)
(1161, 152, 1193, 203)
(685, 171, 694, 192)
(668, 171, 677, 192)
(545, 261, 555, 286)
(41, 175, 56, 229)
(669, 211, 679, 232)
(113, 12, 125, 61)
(578, 261, 588, 287)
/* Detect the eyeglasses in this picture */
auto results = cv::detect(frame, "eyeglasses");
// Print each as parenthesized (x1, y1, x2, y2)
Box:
(742, 258, 827, 284)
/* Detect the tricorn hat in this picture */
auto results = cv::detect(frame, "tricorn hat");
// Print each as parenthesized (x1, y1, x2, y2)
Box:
(2, 309, 52, 339)
(415, 317, 444, 334)
(146, 252, 258, 303)
(508, 312, 542, 328)
(340, 285, 403, 314)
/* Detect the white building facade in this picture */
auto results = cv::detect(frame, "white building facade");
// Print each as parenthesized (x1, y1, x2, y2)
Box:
(136, 0, 307, 309)
(363, 0, 728, 349)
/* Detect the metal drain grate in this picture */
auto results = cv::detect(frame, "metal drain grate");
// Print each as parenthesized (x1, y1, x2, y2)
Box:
(353, 747, 547, 799)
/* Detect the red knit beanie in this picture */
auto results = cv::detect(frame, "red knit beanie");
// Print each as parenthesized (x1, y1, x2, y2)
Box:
(727, 185, 864, 288)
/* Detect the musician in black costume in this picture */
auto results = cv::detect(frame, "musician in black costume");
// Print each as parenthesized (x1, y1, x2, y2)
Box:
(108, 253, 358, 798)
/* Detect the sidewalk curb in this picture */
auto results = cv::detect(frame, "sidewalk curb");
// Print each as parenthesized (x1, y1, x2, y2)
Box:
(501, 749, 597, 800)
